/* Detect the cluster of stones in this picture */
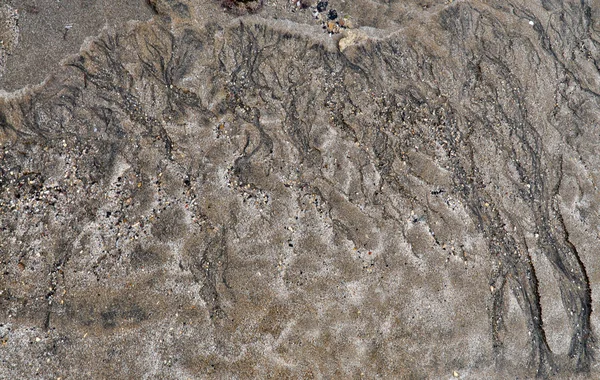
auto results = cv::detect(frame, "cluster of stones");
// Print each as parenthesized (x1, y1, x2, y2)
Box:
(293, 0, 354, 34)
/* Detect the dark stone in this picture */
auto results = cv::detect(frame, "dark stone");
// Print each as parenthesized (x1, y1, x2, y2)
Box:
(316, 1, 328, 12)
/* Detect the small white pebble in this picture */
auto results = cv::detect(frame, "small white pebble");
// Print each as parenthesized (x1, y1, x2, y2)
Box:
(529, 20, 534, 26)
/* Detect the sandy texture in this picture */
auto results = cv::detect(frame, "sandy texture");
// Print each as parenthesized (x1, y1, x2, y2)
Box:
(1, 0, 600, 378)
